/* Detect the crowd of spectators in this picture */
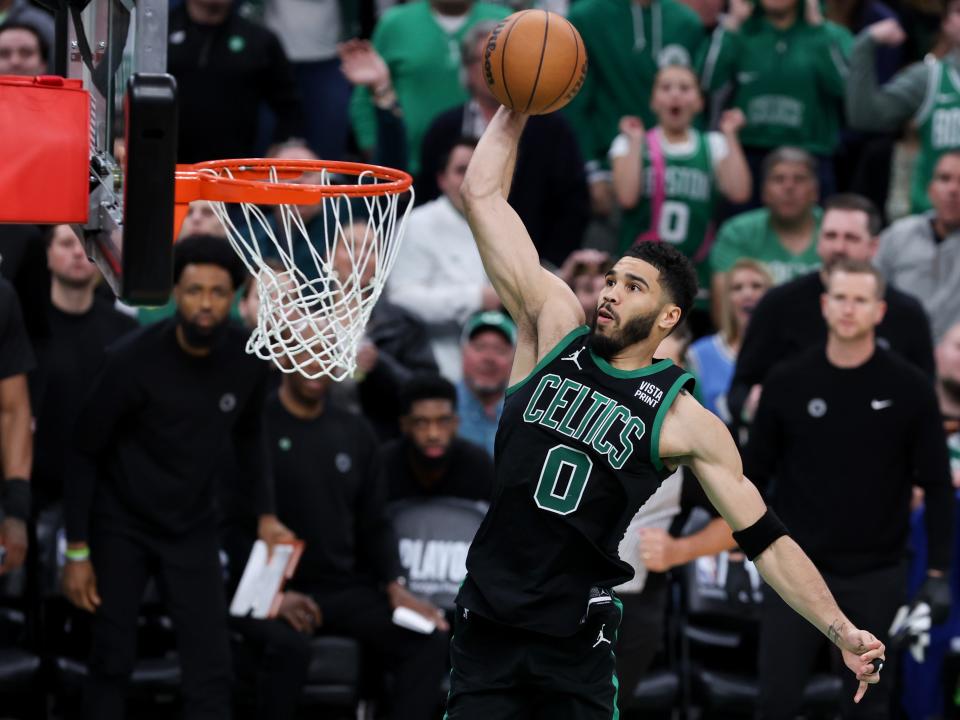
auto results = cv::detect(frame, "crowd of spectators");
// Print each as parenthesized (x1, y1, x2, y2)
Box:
(2, 0, 960, 717)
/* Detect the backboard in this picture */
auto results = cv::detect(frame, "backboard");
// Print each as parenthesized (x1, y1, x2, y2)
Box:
(62, 0, 177, 304)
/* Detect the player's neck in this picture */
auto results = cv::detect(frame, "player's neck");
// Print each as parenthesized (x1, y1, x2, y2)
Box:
(825, 333, 875, 368)
(598, 342, 658, 372)
(278, 384, 325, 420)
(51, 280, 95, 315)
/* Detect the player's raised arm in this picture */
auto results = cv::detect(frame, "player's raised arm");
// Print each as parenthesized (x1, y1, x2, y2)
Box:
(460, 107, 582, 337)
(659, 392, 886, 704)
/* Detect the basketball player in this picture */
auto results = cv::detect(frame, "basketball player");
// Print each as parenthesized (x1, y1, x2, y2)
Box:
(445, 106, 887, 719)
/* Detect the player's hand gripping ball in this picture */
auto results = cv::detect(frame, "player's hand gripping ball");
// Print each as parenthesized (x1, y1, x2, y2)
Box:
(483, 10, 588, 115)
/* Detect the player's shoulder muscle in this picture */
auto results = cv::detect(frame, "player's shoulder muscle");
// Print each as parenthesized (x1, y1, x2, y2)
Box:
(658, 388, 735, 467)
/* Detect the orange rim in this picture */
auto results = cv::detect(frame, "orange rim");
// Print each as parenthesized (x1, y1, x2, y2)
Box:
(173, 158, 414, 241)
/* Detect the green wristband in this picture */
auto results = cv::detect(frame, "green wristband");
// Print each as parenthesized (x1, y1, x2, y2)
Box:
(65, 546, 90, 562)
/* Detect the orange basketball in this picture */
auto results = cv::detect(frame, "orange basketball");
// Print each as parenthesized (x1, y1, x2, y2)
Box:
(482, 10, 588, 115)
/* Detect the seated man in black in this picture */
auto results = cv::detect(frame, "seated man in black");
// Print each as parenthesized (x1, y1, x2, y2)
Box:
(381, 374, 493, 503)
(264, 358, 450, 720)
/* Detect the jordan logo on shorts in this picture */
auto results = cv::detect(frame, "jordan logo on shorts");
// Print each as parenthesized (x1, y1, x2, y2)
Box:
(592, 624, 611, 648)
(562, 348, 584, 371)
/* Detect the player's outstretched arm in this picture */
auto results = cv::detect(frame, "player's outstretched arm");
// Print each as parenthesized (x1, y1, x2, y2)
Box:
(460, 107, 583, 341)
(660, 392, 886, 703)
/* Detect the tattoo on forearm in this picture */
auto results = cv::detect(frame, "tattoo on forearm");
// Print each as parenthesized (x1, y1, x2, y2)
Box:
(828, 620, 845, 646)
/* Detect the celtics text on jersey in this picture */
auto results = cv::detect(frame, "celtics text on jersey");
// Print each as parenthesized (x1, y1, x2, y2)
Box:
(457, 326, 694, 636)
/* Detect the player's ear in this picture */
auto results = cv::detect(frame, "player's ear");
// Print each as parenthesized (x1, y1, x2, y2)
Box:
(659, 304, 682, 331)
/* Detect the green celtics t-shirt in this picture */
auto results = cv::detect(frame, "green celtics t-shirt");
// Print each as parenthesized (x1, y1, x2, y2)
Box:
(700, 17, 851, 155)
(709, 207, 822, 284)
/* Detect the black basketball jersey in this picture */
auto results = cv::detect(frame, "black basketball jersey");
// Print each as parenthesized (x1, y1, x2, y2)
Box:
(456, 325, 694, 636)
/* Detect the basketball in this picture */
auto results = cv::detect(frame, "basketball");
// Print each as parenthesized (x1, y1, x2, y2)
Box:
(482, 10, 588, 115)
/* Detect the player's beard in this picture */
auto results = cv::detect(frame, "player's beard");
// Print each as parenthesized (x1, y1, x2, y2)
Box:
(589, 306, 659, 361)
(176, 310, 229, 350)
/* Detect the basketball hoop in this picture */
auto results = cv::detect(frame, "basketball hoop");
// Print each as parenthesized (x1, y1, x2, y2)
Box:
(174, 159, 415, 381)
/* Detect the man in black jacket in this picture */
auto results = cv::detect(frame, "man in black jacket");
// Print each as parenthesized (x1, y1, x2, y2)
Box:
(167, 0, 304, 163)
(62, 236, 291, 720)
(729, 194, 934, 426)
(745, 259, 952, 720)
(415, 21, 590, 268)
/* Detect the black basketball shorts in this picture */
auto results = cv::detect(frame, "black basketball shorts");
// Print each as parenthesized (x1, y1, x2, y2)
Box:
(444, 593, 624, 720)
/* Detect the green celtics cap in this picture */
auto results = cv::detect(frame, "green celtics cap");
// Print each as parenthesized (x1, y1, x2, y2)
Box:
(462, 310, 517, 346)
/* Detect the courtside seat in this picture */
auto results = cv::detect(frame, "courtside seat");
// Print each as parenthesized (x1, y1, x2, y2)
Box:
(54, 654, 182, 693)
(626, 668, 680, 711)
(688, 667, 841, 714)
(0, 646, 44, 720)
(0, 568, 44, 717)
(300, 636, 363, 708)
(52, 580, 183, 706)
(0, 646, 42, 690)
(800, 673, 844, 709)
(680, 554, 842, 716)
(690, 668, 757, 713)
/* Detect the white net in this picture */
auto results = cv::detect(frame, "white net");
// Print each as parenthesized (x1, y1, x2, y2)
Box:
(200, 164, 414, 380)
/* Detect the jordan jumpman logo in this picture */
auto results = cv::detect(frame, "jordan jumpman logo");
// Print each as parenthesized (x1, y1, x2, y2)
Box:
(562, 347, 584, 371)
(593, 624, 611, 648)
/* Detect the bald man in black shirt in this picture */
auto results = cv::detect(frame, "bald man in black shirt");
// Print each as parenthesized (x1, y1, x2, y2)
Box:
(745, 259, 953, 720)
(62, 236, 290, 720)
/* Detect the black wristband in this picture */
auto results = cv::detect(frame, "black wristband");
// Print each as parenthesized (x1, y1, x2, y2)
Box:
(1, 478, 31, 522)
(732, 507, 788, 561)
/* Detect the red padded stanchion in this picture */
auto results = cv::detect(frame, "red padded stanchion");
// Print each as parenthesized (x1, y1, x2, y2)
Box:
(0, 75, 89, 223)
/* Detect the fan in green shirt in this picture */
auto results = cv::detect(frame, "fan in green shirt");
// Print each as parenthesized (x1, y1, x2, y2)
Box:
(700, 0, 852, 158)
(709, 147, 822, 317)
(348, 0, 508, 177)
